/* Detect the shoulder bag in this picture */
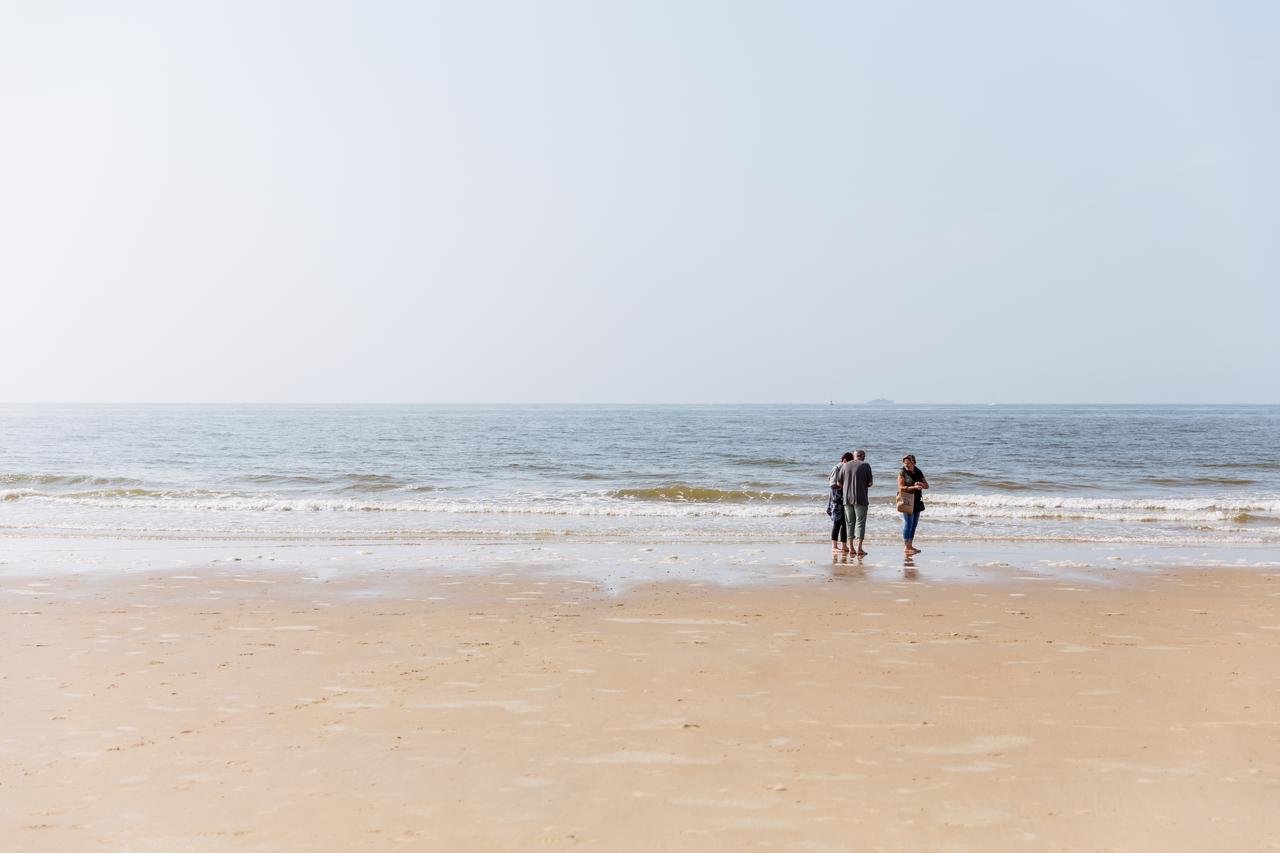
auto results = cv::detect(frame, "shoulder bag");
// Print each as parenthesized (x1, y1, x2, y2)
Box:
(896, 468, 914, 513)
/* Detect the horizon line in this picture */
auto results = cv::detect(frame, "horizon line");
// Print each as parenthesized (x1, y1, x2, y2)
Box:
(2, 401, 1277, 408)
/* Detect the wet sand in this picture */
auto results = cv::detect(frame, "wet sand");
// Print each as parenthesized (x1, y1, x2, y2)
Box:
(3, 562, 1279, 852)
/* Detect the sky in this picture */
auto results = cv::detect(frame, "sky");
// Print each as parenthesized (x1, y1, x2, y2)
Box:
(1, 1, 1277, 404)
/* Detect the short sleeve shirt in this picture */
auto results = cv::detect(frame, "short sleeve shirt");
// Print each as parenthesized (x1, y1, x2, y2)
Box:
(842, 461, 873, 505)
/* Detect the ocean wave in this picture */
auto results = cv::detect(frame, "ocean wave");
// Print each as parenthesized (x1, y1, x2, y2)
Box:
(961, 479, 1037, 492)
(1, 518, 1277, 547)
(923, 494, 1280, 514)
(2, 487, 230, 502)
(1141, 477, 1257, 487)
(1229, 512, 1280, 525)
(0, 492, 811, 517)
(3, 488, 1279, 524)
(935, 473, 1088, 492)
(0, 473, 140, 487)
(609, 485, 807, 503)
(242, 473, 408, 489)
(339, 481, 404, 493)
(240, 473, 330, 485)
(1203, 461, 1280, 471)
(724, 456, 806, 468)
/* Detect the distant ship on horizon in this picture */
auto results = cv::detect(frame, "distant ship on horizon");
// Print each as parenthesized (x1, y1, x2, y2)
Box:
(828, 398, 895, 405)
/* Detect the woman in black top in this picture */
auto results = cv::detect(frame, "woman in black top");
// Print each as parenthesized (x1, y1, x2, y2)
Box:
(829, 452, 853, 554)
(898, 454, 928, 556)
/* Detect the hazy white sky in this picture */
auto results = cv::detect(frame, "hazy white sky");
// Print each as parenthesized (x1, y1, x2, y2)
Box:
(2, 1, 1276, 403)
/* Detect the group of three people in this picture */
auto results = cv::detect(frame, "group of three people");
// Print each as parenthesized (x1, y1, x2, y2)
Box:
(827, 452, 929, 557)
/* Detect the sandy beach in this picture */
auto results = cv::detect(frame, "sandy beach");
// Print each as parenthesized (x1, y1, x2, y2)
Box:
(3, 558, 1279, 852)
(7, 0, 1279, 844)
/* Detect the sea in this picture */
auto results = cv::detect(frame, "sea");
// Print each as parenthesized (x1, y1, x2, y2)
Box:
(2, 404, 1278, 552)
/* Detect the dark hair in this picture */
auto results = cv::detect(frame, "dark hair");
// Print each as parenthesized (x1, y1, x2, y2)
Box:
(902, 454, 916, 464)
(841, 452, 854, 462)
(855, 449, 866, 460)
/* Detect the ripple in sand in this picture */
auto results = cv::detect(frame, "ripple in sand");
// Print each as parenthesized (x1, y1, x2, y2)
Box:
(794, 772, 870, 782)
(708, 817, 794, 831)
(670, 796, 779, 810)
(937, 804, 1012, 827)
(1066, 758, 1201, 775)
(604, 717, 690, 732)
(409, 699, 541, 714)
(942, 762, 1012, 773)
(563, 750, 721, 766)
(513, 776, 556, 788)
(891, 735, 1031, 755)
(605, 618, 744, 626)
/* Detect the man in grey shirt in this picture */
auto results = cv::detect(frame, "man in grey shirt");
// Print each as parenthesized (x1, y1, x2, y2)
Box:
(838, 450, 874, 556)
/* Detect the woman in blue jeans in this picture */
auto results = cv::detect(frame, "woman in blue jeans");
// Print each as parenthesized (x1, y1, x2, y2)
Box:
(898, 454, 929, 556)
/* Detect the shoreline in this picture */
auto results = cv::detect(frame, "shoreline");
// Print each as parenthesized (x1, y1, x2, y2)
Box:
(2, 533, 1278, 591)
(3, 561, 1280, 850)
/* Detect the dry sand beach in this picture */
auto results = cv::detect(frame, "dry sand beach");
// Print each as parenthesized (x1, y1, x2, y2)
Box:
(3, 555, 1279, 852)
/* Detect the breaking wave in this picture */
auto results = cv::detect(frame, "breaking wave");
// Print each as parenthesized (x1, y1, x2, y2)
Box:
(3, 488, 1278, 526)
(609, 485, 806, 503)
(0, 473, 140, 487)
(1141, 477, 1257, 487)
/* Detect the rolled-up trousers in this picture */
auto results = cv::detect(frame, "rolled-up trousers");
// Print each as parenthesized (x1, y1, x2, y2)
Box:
(843, 503, 868, 540)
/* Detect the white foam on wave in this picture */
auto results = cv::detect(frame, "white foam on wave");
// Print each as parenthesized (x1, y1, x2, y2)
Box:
(1, 516, 1277, 545)
(4, 489, 1278, 521)
(5, 487, 1280, 548)
(1, 491, 813, 517)
(928, 494, 1280, 514)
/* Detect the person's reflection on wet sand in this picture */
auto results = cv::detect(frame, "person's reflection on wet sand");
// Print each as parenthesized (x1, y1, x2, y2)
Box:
(831, 552, 865, 578)
(902, 554, 918, 580)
